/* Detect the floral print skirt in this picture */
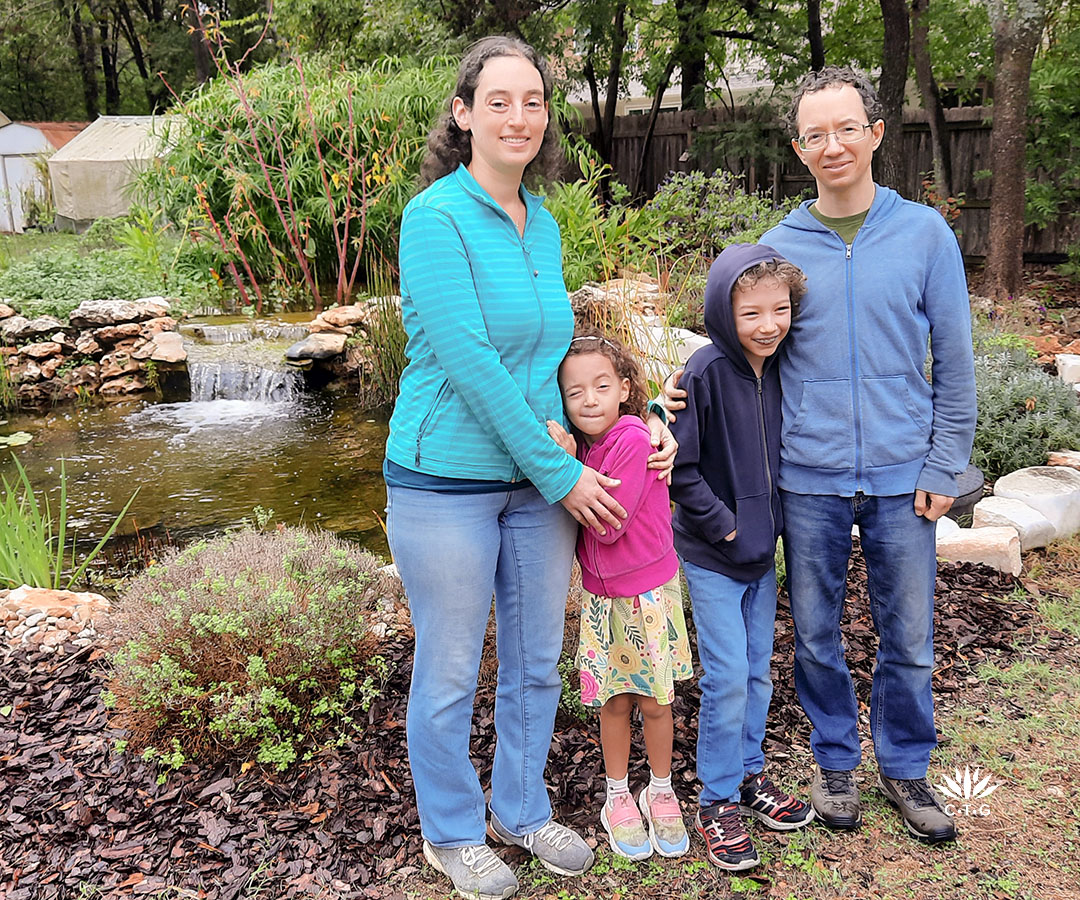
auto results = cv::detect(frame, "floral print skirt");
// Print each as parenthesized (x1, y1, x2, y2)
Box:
(576, 574, 693, 708)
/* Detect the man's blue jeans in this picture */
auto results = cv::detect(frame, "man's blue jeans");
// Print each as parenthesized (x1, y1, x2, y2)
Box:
(681, 559, 777, 805)
(386, 483, 577, 848)
(780, 490, 938, 779)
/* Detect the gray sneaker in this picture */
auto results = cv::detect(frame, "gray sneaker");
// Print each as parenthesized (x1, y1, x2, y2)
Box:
(877, 774, 957, 843)
(488, 811, 595, 876)
(810, 765, 862, 830)
(422, 840, 518, 900)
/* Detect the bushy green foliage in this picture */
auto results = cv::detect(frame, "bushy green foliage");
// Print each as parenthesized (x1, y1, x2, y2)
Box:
(971, 343, 1080, 480)
(138, 56, 454, 306)
(646, 170, 800, 262)
(543, 155, 660, 292)
(106, 526, 401, 777)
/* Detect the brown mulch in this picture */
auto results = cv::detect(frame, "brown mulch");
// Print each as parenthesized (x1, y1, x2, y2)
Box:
(0, 554, 1035, 900)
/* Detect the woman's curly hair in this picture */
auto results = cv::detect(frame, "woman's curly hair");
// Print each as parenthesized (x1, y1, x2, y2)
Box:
(419, 35, 563, 189)
(560, 328, 650, 423)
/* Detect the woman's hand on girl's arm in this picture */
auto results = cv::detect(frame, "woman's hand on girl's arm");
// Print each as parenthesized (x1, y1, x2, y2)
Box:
(645, 413, 678, 483)
(559, 466, 627, 536)
(546, 420, 577, 456)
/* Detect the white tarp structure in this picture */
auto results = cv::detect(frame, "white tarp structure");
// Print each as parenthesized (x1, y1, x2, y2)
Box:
(0, 118, 85, 233)
(48, 116, 162, 227)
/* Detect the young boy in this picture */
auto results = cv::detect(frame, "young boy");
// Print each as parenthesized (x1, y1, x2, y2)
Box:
(668, 243, 815, 871)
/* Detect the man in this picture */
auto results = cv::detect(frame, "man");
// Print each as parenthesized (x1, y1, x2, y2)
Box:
(759, 66, 976, 842)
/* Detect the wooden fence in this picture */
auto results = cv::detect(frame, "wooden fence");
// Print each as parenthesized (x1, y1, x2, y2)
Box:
(582, 106, 1077, 260)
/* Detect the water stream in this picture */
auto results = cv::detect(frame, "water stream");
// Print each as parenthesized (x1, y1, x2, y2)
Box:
(0, 316, 392, 558)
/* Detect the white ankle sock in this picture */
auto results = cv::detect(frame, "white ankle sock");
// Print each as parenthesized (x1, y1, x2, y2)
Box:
(649, 772, 673, 799)
(606, 775, 630, 805)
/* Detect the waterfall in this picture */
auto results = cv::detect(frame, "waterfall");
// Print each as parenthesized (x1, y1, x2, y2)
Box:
(187, 361, 304, 403)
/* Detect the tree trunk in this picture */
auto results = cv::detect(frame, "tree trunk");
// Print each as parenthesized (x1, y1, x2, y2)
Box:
(632, 57, 678, 196)
(56, 0, 100, 120)
(584, 56, 609, 163)
(601, 2, 628, 164)
(675, 0, 708, 110)
(876, 0, 910, 192)
(807, 0, 825, 70)
(187, 3, 213, 84)
(986, 2, 1047, 301)
(910, 0, 952, 197)
(98, 18, 121, 115)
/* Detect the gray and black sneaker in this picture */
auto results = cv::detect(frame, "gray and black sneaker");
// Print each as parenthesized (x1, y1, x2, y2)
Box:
(422, 840, 518, 900)
(810, 765, 862, 830)
(877, 775, 957, 843)
(488, 811, 594, 876)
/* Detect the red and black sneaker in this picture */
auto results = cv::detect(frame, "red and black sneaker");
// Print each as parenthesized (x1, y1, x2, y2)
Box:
(695, 802, 760, 871)
(739, 772, 817, 831)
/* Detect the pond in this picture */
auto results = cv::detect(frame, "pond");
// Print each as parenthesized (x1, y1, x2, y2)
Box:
(0, 318, 393, 562)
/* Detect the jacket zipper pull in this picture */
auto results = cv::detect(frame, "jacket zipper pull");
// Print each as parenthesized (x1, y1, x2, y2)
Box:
(846, 242, 853, 259)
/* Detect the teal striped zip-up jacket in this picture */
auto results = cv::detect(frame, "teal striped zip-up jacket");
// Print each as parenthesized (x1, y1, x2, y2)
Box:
(384, 164, 583, 504)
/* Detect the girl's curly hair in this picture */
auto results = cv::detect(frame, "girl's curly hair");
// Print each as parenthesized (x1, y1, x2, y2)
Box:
(560, 328, 650, 423)
(419, 35, 563, 188)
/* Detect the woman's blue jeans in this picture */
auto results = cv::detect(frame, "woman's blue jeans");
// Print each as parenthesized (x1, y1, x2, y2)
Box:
(386, 483, 577, 848)
(681, 559, 778, 805)
(780, 490, 938, 779)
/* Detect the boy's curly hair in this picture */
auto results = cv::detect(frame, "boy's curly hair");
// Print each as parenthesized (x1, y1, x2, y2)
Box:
(560, 328, 650, 421)
(734, 260, 807, 319)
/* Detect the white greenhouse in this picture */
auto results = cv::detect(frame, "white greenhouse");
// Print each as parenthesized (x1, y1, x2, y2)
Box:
(0, 113, 86, 233)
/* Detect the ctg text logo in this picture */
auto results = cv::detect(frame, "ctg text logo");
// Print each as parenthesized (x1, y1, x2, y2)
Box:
(936, 766, 1001, 817)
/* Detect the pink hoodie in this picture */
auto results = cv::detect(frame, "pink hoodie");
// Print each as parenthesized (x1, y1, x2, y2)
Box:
(575, 415, 679, 598)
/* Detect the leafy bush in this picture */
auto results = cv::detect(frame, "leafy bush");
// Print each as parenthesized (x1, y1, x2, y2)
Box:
(105, 525, 402, 776)
(971, 346, 1080, 479)
(138, 55, 454, 309)
(647, 170, 802, 262)
(543, 154, 659, 292)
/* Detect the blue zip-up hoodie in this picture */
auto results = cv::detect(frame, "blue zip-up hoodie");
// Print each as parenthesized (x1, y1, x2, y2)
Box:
(762, 186, 976, 497)
(385, 165, 582, 504)
(668, 244, 787, 581)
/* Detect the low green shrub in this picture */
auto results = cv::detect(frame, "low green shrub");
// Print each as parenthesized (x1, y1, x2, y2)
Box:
(105, 525, 402, 777)
(971, 347, 1080, 479)
(646, 170, 801, 263)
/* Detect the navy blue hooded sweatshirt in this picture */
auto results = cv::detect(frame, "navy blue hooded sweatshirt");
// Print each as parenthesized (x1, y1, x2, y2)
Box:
(668, 243, 787, 581)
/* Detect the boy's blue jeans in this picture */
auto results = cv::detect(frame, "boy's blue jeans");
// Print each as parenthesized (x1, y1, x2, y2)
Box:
(780, 490, 938, 779)
(681, 558, 777, 806)
(386, 483, 577, 848)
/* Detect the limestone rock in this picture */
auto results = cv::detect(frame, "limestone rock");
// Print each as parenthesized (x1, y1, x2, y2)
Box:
(93, 322, 143, 344)
(1057, 354, 1080, 385)
(19, 341, 63, 360)
(1, 315, 29, 342)
(1047, 450, 1080, 470)
(318, 305, 368, 328)
(17, 360, 43, 382)
(148, 331, 186, 363)
(16, 378, 63, 404)
(39, 357, 62, 379)
(75, 333, 103, 357)
(100, 374, 150, 396)
(935, 526, 1021, 576)
(993, 466, 1080, 538)
(936, 515, 961, 538)
(64, 364, 100, 390)
(69, 298, 170, 328)
(140, 316, 178, 336)
(0, 302, 15, 319)
(285, 333, 347, 361)
(50, 331, 75, 351)
(972, 496, 1056, 550)
(99, 351, 142, 379)
(309, 320, 354, 336)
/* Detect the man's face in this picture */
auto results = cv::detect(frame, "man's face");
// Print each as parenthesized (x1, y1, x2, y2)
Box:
(792, 83, 884, 196)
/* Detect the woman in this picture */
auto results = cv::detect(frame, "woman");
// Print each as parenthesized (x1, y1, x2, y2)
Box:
(384, 36, 674, 900)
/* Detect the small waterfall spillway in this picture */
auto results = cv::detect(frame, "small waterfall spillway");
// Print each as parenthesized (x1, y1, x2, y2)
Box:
(1, 315, 391, 555)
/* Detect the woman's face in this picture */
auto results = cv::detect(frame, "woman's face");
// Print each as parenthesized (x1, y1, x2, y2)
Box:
(452, 54, 548, 184)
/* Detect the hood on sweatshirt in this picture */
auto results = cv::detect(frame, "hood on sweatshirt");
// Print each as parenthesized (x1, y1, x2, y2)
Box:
(704, 242, 790, 378)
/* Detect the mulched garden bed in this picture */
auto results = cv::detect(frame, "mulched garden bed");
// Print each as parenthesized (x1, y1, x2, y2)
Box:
(0, 552, 1035, 900)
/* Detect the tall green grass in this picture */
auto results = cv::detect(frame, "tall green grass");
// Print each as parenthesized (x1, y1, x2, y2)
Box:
(0, 455, 138, 590)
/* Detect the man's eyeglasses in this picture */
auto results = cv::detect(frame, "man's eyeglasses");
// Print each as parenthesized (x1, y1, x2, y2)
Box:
(796, 123, 873, 151)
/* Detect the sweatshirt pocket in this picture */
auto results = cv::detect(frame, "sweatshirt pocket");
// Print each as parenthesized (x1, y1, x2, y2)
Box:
(859, 375, 931, 467)
(724, 495, 777, 567)
(782, 378, 854, 470)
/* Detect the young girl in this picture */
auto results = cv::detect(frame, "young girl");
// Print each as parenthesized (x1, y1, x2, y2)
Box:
(551, 332, 694, 860)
